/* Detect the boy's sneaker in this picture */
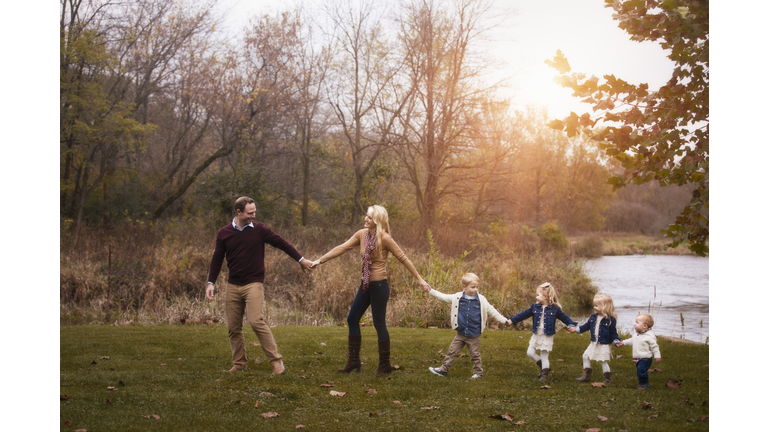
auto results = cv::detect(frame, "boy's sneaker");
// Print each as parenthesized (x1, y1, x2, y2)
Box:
(429, 367, 447, 377)
(470, 374, 482, 379)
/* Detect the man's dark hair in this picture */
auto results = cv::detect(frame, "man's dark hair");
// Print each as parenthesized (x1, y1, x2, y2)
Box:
(234, 196, 255, 215)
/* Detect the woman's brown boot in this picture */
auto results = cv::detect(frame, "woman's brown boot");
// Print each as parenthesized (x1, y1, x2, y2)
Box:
(337, 335, 362, 373)
(575, 368, 592, 382)
(375, 339, 392, 376)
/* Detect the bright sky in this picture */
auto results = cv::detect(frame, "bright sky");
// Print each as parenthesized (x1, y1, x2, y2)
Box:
(219, 0, 676, 120)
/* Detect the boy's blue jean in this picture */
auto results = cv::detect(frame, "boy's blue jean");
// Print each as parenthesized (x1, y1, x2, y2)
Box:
(635, 358, 653, 387)
(347, 279, 390, 340)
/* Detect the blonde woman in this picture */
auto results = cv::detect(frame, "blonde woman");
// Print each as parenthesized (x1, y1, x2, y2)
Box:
(312, 205, 430, 375)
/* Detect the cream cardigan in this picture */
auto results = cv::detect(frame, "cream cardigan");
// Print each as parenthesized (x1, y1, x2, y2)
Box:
(428, 289, 507, 333)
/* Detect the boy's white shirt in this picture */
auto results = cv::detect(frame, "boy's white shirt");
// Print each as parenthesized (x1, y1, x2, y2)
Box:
(428, 289, 507, 333)
(622, 329, 661, 359)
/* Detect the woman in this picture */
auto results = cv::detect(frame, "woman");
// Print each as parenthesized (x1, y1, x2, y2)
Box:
(313, 205, 430, 375)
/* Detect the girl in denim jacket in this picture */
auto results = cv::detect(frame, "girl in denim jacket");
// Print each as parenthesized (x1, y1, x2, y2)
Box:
(574, 292, 621, 384)
(509, 282, 577, 381)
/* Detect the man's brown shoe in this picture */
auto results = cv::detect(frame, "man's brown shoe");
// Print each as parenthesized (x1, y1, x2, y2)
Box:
(228, 365, 247, 372)
(272, 360, 285, 375)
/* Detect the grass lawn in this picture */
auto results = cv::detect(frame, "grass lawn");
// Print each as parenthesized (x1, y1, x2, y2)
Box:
(60, 325, 708, 431)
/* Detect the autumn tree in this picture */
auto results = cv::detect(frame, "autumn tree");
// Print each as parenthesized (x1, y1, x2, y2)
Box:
(322, 0, 414, 225)
(395, 0, 505, 235)
(546, 0, 708, 255)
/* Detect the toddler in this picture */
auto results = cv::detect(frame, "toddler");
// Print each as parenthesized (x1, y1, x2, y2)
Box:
(617, 314, 661, 390)
(509, 282, 577, 381)
(423, 273, 510, 379)
(574, 293, 621, 384)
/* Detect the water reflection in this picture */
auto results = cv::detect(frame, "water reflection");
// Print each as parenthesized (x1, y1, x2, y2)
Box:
(581, 255, 709, 343)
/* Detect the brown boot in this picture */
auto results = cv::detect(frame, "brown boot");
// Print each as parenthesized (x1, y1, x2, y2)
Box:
(536, 360, 542, 379)
(375, 339, 392, 376)
(539, 368, 550, 381)
(603, 371, 612, 385)
(337, 335, 362, 373)
(575, 367, 592, 382)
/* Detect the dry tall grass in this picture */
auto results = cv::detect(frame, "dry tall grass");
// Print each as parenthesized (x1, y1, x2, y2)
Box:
(60, 217, 598, 325)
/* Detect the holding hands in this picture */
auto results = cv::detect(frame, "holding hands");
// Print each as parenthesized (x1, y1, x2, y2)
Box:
(568, 327, 577, 333)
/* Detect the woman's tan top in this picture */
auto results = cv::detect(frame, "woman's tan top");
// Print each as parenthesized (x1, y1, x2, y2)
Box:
(318, 229, 420, 282)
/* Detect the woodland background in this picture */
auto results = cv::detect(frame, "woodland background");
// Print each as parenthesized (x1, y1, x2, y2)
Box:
(59, 0, 706, 326)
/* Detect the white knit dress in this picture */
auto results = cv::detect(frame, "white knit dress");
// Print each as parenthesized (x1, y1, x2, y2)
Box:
(583, 315, 612, 362)
(528, 305, 555, 352)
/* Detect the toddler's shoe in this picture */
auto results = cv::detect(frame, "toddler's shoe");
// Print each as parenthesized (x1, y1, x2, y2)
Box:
(470, 374, 482, 379)
(638, 385, 648, 390)
(429, 367, 447, 377)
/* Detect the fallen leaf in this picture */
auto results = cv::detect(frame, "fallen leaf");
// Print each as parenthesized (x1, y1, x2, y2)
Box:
(369, 412, 377, 417)
(649, 414, 659, 419)
(160, 363, 167, 366)
(591, 382, 606, 388)
(488, 412, 514, 421)
(178, 358, 183, 361)
(74, 429, 87, 432)
(703, 364, 708, 368)
(393, 401, 403, 405)
(649, 368, 663, 372)
(615, 355, 624, 359)
(90, 360, 97, 364)
(329, 391, 347, 397)
(392, 364, 402, 370)
(365, 389, 378, 394)
(665, 379, 681, 388)
(320, 384, 334, 387)
(60, 395, 69, 401)
(428, 326, 437, 329)
(296, 425, 306, 429)
(421, 406, 439, 410)
(106, 386, 117, 391)
(254, 358, 261, 364)
(540, 385, 552, 390)
(64, 420, 71, 426)
(215, 379, 221, 382)
(586, 429, 601, 432)
(118, 380, 125, 386)
(279, 398, 287, 401)
(298, 376, 308, 379)
(260, 392, 276, 397)
(261, 412, 280, 419)
(314, 352, 323, 355)
(643, 402, 653, 409)
(152, 414, 160, 419)
(700, 416, 708, 421)
(515, 420, 527, 425)
(320, 343, 326, 346)
(254, 402, 259, 408)
(295, 407, 301, 410)
(100, 356, 111, 360)
(557, 358, 564, 362)
(598, 415, 608, 421)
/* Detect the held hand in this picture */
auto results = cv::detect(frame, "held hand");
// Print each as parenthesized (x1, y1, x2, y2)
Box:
(300, 259, 314, 272)
(419, 279, 431, 293)
(656, 358, 661, 363)
(205, 284, 215, 301)
(616, 341, 623, 347)
(568, 327, 577, 333)
(505, 320, 512, 326)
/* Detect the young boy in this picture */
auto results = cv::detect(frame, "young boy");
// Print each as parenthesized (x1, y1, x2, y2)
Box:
(616, 314, 661, 390)
(423, 273, 511, 378)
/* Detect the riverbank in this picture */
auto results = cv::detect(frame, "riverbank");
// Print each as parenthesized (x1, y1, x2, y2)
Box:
(570, 232, 699, 258)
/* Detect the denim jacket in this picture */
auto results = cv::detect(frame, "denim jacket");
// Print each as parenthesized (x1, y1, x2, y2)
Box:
(577, 313, 620, 345)
(509, 304, 576, 336)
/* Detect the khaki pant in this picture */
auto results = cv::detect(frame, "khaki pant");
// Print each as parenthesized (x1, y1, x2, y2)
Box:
(225, 282, 281, 368)
(440, 333, 483, 376)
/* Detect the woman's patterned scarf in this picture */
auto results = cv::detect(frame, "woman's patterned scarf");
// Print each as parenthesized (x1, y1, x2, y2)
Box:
(361, 230, 377, 292)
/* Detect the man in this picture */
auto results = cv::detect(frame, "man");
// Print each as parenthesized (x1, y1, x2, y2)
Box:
(206, 196, 314, 374)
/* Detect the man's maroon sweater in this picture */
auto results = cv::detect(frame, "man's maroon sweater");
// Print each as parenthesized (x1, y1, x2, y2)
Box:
(207, 222, 303, 286)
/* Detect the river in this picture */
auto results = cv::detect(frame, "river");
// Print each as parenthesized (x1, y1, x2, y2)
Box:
(581, 255, 709, 343)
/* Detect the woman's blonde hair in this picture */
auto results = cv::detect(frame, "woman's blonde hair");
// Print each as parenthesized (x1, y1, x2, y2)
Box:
(537, 282, 561, 307)
(593, 292, 616, 319)
(367, 205, 390, 256)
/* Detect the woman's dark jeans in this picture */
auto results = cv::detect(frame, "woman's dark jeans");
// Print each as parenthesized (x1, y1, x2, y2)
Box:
(347, 279, 390, 340)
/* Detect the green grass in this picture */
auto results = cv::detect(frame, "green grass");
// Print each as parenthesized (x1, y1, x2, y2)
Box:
(60, 325, 709, 431)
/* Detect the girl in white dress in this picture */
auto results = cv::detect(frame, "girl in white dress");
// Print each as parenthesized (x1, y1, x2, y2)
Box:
(574, 293, 621, 384)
